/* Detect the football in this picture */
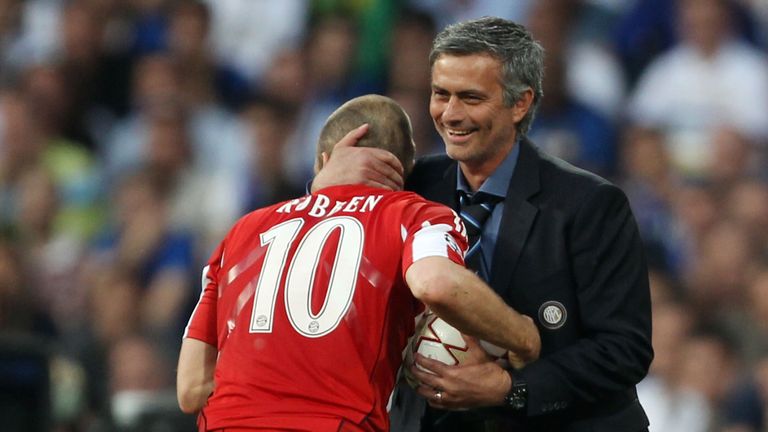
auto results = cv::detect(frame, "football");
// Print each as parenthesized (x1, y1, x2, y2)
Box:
(404, 310, 507, 387)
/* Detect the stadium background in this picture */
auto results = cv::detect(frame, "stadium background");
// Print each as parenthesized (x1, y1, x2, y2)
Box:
(0, 0, 767, 431)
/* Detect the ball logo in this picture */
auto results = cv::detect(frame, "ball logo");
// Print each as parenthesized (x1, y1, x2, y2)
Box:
(538, 301, 567, 330)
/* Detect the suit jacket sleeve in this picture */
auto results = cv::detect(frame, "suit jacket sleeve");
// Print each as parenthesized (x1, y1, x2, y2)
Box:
(516, 182, 653, 416)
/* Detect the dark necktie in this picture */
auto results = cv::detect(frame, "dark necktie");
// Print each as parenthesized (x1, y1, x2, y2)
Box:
(458, 191, 498, 273)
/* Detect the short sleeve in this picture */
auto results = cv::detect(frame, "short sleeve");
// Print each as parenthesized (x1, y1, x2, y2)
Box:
(401, 201, 468, 279)
(183, 241, 224, 345)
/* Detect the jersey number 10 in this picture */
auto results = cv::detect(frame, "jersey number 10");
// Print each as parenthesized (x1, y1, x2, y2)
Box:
(249, 216, 364, 338)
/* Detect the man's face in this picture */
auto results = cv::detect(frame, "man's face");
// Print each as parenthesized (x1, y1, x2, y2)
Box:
(429, 53, 522, 171)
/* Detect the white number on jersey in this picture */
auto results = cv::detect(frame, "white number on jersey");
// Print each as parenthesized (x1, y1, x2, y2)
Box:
(249, 216, 364, 338)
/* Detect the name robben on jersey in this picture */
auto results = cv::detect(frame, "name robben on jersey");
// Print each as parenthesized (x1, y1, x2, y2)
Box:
(276, 193, 384, 218)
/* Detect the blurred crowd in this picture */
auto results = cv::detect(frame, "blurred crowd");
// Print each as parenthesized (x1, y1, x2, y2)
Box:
(0, 0, 767, 431)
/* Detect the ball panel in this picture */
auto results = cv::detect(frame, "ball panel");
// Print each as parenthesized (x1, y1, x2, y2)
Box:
(404, 311, 510, 388)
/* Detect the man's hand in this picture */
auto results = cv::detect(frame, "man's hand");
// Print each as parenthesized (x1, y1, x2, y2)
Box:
(410, 338, 512, 410)
(311, 124, 405, 192)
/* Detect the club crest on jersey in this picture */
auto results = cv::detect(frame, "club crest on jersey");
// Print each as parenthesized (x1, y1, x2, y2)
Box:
(308, 321, 320, 333)
(538, 301, 567, 330)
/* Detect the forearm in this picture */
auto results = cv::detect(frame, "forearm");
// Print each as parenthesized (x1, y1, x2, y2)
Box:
(407, 257, 540, 361)
(430, 267, 540, 362)
(180, 379, 214, 413)
(177, 338, 217, 413)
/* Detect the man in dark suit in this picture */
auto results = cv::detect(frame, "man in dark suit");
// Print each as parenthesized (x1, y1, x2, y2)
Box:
(313, 16, 653, 432)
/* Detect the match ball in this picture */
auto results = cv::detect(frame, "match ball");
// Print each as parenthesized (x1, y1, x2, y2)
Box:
(404, 311, 506, 386)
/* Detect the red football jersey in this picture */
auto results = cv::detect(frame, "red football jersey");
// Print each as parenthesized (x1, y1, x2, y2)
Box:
(184, 185, 468, 432)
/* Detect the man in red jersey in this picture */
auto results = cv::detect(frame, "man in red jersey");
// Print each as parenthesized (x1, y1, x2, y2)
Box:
(176, 95, 540, 432)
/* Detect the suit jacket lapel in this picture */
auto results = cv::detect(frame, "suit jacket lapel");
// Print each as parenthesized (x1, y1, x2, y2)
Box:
(490, 138, 540, 295)
(423, 160, 459, 210)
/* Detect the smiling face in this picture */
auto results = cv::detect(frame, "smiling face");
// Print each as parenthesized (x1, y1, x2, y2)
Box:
(430, 53, 530, 181)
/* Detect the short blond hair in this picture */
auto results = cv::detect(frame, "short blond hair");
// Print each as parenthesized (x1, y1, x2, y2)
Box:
(317, 94, 416, 177)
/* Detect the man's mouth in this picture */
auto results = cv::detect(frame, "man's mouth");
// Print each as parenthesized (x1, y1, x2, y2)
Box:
(446, 128, 475, 137)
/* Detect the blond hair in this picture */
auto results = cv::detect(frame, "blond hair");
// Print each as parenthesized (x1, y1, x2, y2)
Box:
(317, 94, 416, 177)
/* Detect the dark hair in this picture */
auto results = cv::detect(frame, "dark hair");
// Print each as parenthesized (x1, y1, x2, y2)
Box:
(430, 16, 544, 135)
(317, 94, 415, 177)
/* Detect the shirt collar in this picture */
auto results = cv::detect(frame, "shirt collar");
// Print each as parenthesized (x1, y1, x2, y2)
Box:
(456, 141, 520, 200)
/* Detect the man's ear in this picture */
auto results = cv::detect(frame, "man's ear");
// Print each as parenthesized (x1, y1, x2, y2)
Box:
(511, 88, 534, 124)
(314, 152, 329, 174)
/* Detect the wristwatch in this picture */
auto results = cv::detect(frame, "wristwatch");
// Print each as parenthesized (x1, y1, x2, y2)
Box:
(504, 371, 528, 411)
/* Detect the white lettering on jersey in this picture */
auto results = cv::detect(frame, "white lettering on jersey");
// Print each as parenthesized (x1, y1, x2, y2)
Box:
(276, 198, 299, 213)
(276, 195, 312, 213)
(308, 194, 331, 217)
(411, 223, 456, 262)
(343, 196, 364, 212)
(295, 195, 312, 211)
(327, 201, 347, 217)
(361, 195, 383, 212)
(277, 194, 384, 217)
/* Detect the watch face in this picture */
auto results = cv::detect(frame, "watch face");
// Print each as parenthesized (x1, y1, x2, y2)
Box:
(509, 396, 526, 410)
(506, 382, 527, 410)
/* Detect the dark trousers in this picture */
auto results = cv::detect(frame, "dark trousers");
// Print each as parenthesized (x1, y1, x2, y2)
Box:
(421, 407, 499, 432)
(420, 407, 650, 432)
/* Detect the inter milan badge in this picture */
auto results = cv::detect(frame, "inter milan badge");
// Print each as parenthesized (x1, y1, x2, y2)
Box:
(538, 301, 567, 330)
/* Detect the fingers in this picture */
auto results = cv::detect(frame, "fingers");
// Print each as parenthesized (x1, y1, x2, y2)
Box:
(342, 149, 402, 191)
(334, 123, 369, 149)
(462, 335, 481, 349)
(507, 351, 526, 370)
(415, 353, 450, 376)
(315, 123, 405, 191)
(374, 148, 405, 176)
(418, 384, 448, 409)
(370, 150, 405, 190)
(359, 166, 402, 191)
(411, 354, 451, 391)
(523, 315, 542, 361)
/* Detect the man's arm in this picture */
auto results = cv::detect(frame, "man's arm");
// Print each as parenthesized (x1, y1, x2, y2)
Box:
(404, 183, 652, 413)
(311, 124, 405, 192)
(512, 183, 653, 416)
(405, 256, 540, 362)
(177, 338, 217, 413)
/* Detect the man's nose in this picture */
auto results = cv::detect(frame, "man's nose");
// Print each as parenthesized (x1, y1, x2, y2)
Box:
(441, 96, 465, 123)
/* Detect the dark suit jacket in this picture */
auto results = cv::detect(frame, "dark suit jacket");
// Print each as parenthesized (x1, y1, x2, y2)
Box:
(395, 138, 653, 431)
